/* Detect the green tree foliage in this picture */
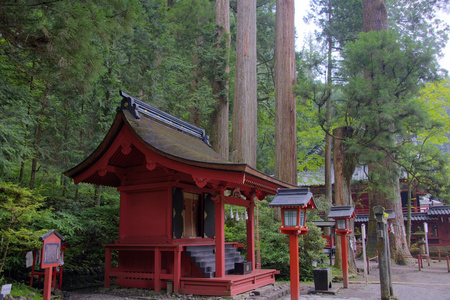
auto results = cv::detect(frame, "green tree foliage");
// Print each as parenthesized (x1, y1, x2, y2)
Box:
(0, 182, 48, 275)
(340, 30, 440, 183)
(224, 201, 325, 280)
(306, 0, 363, 50)
(395, 80, 450, 203)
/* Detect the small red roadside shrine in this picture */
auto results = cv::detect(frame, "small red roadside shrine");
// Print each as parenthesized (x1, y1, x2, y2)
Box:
(64, 91, 297, 296)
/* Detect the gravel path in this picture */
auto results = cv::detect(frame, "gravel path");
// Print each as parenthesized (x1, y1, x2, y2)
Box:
(67, 258, 450, 300)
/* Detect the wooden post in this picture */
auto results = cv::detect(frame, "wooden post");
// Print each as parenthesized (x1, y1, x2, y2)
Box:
(424, 222, 431, 266)
(374, 206, 391, 300)
(361, 224, 368, 284)
(386, 226, 393, 296)
(366, 255, 370, 275)
(289, 234, 300, 300)
(447, 256, 449, 273)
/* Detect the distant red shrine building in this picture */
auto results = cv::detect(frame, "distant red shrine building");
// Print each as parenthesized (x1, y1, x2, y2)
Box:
(303, 167, 450, 252)
(64, 91, 297, 296)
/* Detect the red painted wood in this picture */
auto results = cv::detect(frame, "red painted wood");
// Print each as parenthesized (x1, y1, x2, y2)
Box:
(43, 268, 52, 300)
(246, 201, 255, 269)
(104, 248, 111, 288)
(154, 248, 161, 291)
(180, 269, 277, 296)
(341, 233, 349, 288)
(69, 113, 299, 295)
(120, 189, 168, 243)
(215, 196, 225, 277)
(289, 234, 300, 300)
(174, 249, 181, 293)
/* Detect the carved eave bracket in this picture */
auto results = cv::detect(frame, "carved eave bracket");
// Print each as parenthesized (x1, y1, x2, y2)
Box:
(211, 194, 222, 203)
(145, 156, 157, 171)
(98, 168, 108, 177)
(256, 190, 267, 200)
(193, 176, 209, 188)
(121, 141, 132, 155)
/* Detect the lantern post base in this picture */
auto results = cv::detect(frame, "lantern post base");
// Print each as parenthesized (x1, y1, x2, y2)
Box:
(340, 233, 349, 288)
(289, 233, 300, 300)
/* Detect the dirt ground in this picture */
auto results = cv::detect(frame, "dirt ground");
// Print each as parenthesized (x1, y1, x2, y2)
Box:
(68, 258, 450, 300)
(327, 258, 450, 300)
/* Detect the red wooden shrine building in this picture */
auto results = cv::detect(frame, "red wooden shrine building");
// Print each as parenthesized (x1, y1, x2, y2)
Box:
(65, 91, 297, 296)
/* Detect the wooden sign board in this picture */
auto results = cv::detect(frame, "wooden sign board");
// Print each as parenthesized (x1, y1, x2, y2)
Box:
(39, 230, 64, 269)
(1, 284, 12, 299)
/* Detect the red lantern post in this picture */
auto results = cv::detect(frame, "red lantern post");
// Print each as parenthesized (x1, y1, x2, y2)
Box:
(328, 206, 356, 289)
(269, 188, 316, 300)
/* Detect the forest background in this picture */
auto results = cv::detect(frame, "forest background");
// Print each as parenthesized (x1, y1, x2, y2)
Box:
(0, 0, 449, 283)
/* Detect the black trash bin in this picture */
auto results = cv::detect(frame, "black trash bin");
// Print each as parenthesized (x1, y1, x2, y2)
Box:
(313, 267, 332, 291)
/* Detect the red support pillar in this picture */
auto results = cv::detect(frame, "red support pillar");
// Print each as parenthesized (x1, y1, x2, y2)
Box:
(154, 248, 161, 292)
(104, 247, 112, 288)
(289, 233, 300, 300)
(173, 248, 181, 293)
(43, 268, 52, 300)
(215, 196, 225, 277)
(340, 233, 349, 288)
(58, 265, 64, 290)
(246, 201, 255, 270)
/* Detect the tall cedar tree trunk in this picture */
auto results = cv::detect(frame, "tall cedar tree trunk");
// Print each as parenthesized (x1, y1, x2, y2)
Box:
(20, 77, 34, 185)
(333, 127, 357, 272)
(231, 0, 257, 167)
(362, 0, 411, 263)
(324, 0, 333, 237)
(29, 85, 49, 189)
(274, 0, 297, 184)
(211, 0, 230, 159)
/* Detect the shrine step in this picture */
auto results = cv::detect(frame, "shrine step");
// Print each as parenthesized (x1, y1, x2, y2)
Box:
(185, 244, 246, 278)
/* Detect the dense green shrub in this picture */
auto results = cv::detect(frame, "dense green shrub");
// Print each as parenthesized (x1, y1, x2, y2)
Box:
(0, 182, 48, 276)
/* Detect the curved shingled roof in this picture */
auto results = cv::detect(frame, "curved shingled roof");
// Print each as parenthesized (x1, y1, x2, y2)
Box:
(65, 92, 297, 193)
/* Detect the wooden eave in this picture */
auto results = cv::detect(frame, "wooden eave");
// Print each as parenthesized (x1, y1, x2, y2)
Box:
(64, 110, 296, 195)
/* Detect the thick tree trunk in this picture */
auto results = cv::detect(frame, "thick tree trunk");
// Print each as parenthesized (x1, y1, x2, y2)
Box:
(367, 159, 411, 263)
(274, 0, 297, 184)
(211, 0, 230, 159)
(231, 0, 257, 167)
(362, 0, 411, 263)
(323, 0, 333, 236)
(333, 127, 357, 272)
(362, 0, 388, 32)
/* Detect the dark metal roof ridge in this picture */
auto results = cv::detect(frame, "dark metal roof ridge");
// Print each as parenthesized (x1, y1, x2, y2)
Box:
(269, 187, 315, 207)
(328, 205, 355, 219)
(119, 91, 211, 146)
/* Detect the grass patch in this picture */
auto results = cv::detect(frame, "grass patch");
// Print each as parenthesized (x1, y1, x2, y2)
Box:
(0, 281, 42, 300)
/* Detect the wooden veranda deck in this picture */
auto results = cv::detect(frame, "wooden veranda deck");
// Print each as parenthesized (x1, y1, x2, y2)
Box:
(180, 269, 279, 296)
